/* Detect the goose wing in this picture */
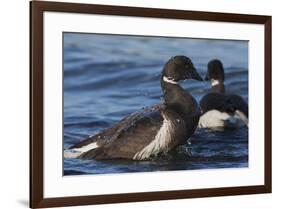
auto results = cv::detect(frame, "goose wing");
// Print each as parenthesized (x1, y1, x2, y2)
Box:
(200, 93, 248, 116)
(79, 105, 164, 160)
(200, 93, 227, 114)
(79, 106, 186, 160)
(226, 94, 248, 117)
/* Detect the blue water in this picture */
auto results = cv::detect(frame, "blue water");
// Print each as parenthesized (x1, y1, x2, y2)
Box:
(63, 33, 248, 176)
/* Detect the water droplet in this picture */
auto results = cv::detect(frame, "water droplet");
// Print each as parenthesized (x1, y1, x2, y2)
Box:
(98, 135, 101, 139)
(176, 119, 181, 123)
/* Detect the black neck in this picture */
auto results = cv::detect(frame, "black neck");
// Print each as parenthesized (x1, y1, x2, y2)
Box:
(211, 83, 225, 93)
(161, 76, 198, 119)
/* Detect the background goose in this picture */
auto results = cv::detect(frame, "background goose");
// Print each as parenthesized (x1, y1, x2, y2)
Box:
(64, 56, 203, 160)
(199, 59, 248, 129)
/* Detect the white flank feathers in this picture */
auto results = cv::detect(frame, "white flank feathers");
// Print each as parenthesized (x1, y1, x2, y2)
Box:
(63, 150, 81, 159)
(133, 118, 174, 160)
(64, 142, 98, 159)
(235, 110, 248, 127)
(163, 76, 178, 84)
(198, 109, 246, 128)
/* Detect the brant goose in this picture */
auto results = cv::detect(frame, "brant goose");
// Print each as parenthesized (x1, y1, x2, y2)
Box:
(198, 59, 248, 129)
(64, 56, 203, 160)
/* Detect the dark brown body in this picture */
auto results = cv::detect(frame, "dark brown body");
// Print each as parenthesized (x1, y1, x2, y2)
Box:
(66, 56, 202, 160)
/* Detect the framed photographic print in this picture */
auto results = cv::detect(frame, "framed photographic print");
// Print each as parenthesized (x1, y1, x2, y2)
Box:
(30, 0, 272, 208)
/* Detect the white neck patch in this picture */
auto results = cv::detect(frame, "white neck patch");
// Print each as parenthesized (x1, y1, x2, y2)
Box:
(163, 76, 178, 84)
(211, 79, 220, 86)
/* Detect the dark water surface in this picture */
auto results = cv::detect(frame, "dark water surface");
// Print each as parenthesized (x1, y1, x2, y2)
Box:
(64, 33, 248, 175)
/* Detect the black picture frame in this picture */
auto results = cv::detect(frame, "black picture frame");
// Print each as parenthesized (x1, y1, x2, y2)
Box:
(30, 1, 272, 208)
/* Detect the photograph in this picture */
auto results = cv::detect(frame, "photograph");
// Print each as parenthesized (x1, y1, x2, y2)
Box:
(63, 33, 249, 176)
(29, 2, 271, 207)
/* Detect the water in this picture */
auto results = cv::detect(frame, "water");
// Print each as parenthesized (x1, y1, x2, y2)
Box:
(63, 33, 248, 176)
